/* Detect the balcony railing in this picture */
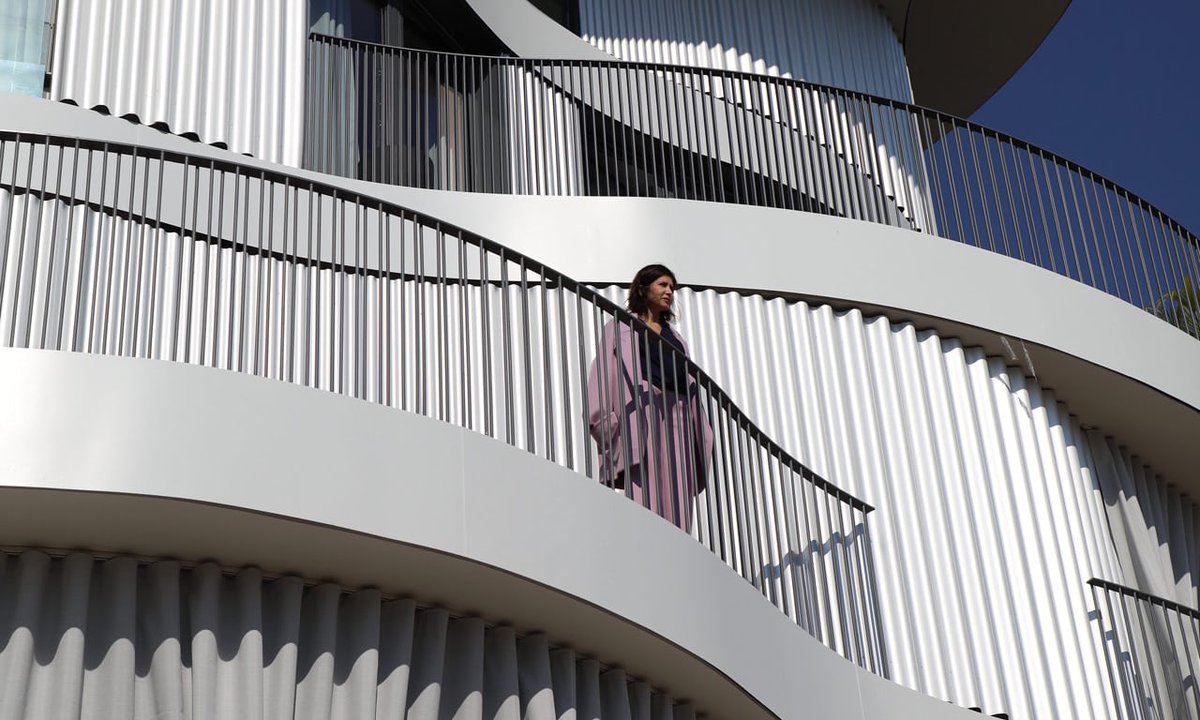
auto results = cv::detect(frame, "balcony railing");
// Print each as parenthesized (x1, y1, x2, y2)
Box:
(0, 131, 886, 676)
(304, 34, 1200, 340)
(1090, 578, 1200, 719)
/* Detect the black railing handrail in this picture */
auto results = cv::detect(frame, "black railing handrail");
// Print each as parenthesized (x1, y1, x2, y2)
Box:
(309, 31, 1199, 248)
(1089, 577, 1200, 621)
(0, 129, 873, 513)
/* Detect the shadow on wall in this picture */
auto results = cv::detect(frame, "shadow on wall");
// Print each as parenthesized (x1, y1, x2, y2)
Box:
(982, 354, 1197, 602)
(575, 0, 913, 101)
(761, 520, 882, 667)
(1082, 422, 1200, 604)
(0, 551, 696, 718)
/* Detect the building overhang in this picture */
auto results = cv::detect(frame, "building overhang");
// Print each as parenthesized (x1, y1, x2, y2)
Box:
(0, 349, 987, 720)
(463, 0, 1070, 116)
(876, 0, 1072, 116)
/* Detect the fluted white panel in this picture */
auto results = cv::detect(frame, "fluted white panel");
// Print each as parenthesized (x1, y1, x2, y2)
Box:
(0, 550, 695, 720)
(573, 0, 932, 230)
(4, 182, 1199, 719)
(50, 0, 307, 166)
(596, 285, 1200, 720)
(1088, 433, 1200, 607)
(578, 0, 913, 103)
(504, 66, 584, 195)
(0, 189, 590, 466)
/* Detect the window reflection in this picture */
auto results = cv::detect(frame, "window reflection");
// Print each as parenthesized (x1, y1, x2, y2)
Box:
(0, 0, 54, 97)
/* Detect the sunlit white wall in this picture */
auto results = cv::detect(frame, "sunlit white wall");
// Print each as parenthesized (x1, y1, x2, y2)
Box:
(575, 0, 931, 231)
(2, 135, 1197, 719)
(51, 0, 307, 165)
(597, 284, 1200, 720)
(578, 0, 912, 102)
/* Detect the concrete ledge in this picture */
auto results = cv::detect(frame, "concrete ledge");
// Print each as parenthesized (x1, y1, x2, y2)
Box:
(343, 190, 1200, 491)
(0, 348, 992, 720)
(3, 94, 1195, 488)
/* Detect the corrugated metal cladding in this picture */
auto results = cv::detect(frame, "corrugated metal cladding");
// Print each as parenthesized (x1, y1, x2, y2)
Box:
(577, 0, 913, 102)
(50, 0, 307, 166)
(0, 550, 698, 720)
(596, 285, 1200, 720)
(2, 172, 1198, 718)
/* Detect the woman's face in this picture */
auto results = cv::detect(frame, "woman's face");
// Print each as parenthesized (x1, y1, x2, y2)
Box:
(645, 274, 675, 317)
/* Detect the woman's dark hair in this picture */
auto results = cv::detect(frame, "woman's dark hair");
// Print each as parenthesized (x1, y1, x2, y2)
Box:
(627, 263, 678, 323)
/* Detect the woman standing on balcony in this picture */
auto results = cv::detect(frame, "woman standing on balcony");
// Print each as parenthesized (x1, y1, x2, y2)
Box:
(586, 264, 714, 530)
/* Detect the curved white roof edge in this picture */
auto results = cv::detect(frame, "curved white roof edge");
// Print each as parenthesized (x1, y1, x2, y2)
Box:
(463, 0, 613, 60)
(461, 0, 1069, 116)
(877, 0, 1072, 115)
(0, 348, 980, 720)
(7, 95, 1195, 484)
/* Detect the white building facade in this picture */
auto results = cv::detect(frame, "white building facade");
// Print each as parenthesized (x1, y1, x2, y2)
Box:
(1, 1, 1198, 719)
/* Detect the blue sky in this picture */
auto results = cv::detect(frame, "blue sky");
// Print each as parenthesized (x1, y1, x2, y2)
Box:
(970, 0, 1200, 236)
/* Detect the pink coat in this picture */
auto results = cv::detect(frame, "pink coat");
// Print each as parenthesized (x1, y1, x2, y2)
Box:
(585, 319, 715, 528)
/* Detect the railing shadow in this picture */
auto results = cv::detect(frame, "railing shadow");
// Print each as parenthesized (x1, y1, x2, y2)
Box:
(0, 131, 886, 676)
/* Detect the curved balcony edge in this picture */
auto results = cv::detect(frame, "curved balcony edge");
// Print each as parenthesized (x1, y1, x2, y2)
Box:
(355, 189, 1200, 492)
(300, 37, 1199, 346)
(4, 94, 1194, 494)
(0, 347, 979, 720)
(0, 95, 889, 675)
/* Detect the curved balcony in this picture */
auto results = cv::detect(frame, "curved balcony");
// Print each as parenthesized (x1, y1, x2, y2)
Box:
(0, 131, 883, 676)
(303, 35, 1200, 341)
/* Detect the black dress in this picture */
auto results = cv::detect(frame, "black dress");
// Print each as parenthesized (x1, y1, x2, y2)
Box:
(641, 323, 690, 394)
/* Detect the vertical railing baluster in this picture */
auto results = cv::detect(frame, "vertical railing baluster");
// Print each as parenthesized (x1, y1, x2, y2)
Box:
(539, 267, 555, 462)
(1091, 584, 1127, 719)
(0, 138, 15, 346)
(35, 139, 64, 350)
(1132, 198, 1172, 324)
(555, 272, 573, 467)
(998, 135, 1036, 264)
(1148, 202, 1188, 330)
(356, 201, 369, 400)
(618, 62, 638, 197)
(175, 154, 193, 363)
(1080, 171, 1113, 295)
(862, 507, 889, 677)
(479, 240, 493, 438)
(284, 178, 298, 385)
(54, 139, 83, 351)
(573, 284, 590, 477)
(499, 248, 514, 444)
(459, 231, 471, 431)
(416, 212, 428, 415)
(1131, 591, 1168, 718)
(436, 223, 449, 422)
(227, 166, 244, 372)
(211, 164, 230, 370)
(519, 257, 535, 454)
(807, 466, 837, 652)
(253, 170, 270, 377)
(699, 69, 723, 204)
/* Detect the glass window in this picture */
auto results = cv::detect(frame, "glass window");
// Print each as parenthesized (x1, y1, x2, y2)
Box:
(0, 0, 54, 97)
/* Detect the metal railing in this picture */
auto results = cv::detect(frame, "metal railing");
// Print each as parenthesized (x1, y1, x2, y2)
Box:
(1090, 578, 1200, 719)
(304, 34, 1200, 339)
(0, 132, 887, 675)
